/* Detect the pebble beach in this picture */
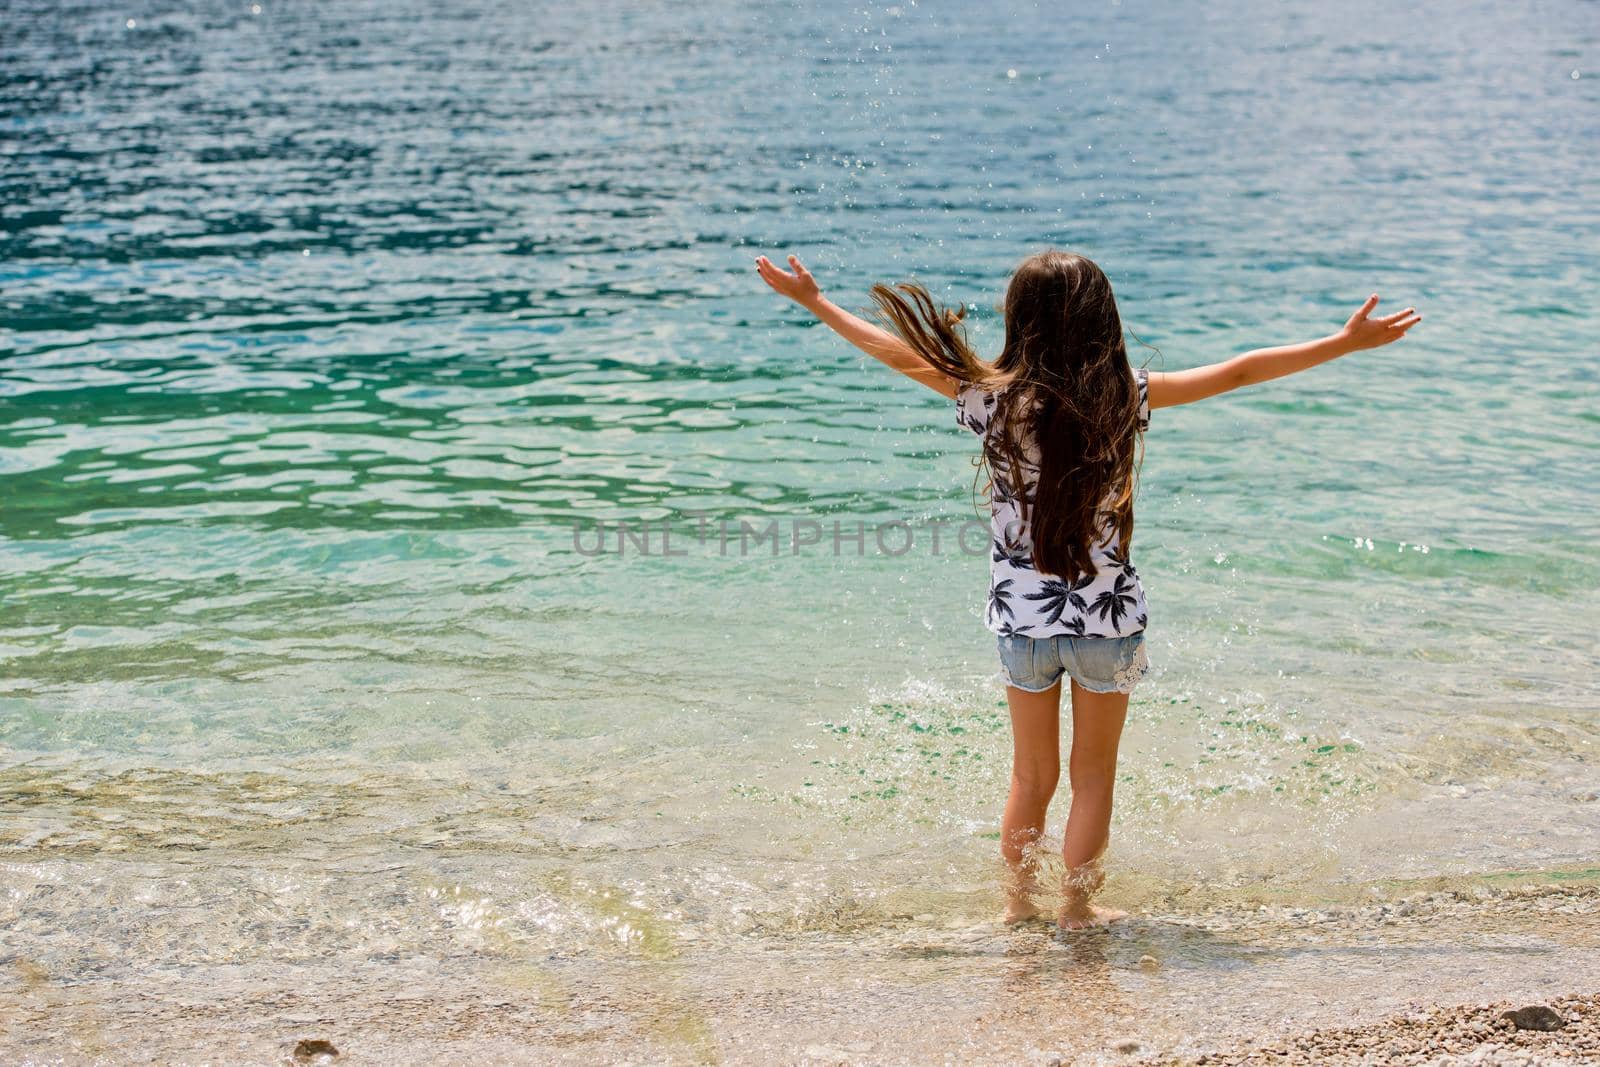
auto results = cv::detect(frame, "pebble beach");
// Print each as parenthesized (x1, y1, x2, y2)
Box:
(1180, 994, 1599, 1067)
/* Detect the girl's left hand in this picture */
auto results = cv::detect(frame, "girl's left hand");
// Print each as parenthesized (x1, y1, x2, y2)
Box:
(1340, 294, 1422, 351)
(755, 254, 822, 309)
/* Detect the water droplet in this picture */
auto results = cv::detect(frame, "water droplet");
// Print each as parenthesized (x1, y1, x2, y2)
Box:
(125, 17, 136, 28)
(251, 2, 261, 12)
(1006, 69, 1017, 79)
(301, 248, 310, 256)
(1572, 69, 1581, 80)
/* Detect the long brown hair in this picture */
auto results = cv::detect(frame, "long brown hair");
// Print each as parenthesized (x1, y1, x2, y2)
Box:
(869, 250, 1143, 580)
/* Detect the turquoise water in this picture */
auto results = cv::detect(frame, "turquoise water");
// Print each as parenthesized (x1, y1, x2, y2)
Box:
(2, 0, 1598, 1058)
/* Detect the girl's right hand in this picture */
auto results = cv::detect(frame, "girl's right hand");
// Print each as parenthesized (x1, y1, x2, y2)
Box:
(755, 254, 823, 309)
(1339, 294, 1422, 351)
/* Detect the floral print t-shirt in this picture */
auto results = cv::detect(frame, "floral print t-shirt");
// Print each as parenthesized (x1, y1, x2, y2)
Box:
(954, 368, 1151, 639)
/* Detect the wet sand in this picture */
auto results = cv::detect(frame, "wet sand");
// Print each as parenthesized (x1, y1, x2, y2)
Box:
(4, 882, 1596, 1065)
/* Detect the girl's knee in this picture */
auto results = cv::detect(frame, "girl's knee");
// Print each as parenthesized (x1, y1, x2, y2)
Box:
(1066, 766, 1114, 798)
(1010, 766, 1060, 802)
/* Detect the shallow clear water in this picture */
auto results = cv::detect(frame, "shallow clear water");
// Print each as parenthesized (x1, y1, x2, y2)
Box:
(2, 0, 1598, 1059)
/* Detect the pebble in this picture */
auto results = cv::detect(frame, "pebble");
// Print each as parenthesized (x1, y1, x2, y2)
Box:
(1137, 954, 1160, 972)
(1501, 1005, 1565, 1031)
(291, 1038, 339, 1063)
(1111, 1036, 1141, 1053)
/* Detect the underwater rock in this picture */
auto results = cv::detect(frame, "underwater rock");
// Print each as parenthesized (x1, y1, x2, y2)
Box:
(1138, 954, 1160, 972)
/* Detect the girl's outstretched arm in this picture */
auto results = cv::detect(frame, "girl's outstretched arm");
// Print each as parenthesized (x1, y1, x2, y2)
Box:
(1147, 294, 1421, 410)
(755, 254, 960, 398)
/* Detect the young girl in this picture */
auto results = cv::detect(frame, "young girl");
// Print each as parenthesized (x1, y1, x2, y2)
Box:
(755, 249, 1419, 929)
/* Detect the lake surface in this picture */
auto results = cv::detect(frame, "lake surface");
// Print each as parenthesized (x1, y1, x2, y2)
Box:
(2, 0, 1597, 1060)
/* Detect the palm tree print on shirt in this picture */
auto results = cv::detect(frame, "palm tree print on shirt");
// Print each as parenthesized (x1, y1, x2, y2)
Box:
(995, 620, 1036, 638)
(1090, 572, 1139, 630)
(992, 524, 1036, 570)
(987, 578, 1016, 623)
(1021, 571, 1098, 626)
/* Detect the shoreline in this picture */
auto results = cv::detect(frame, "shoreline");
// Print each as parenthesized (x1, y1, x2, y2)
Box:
(3, 882, 1595, 1065)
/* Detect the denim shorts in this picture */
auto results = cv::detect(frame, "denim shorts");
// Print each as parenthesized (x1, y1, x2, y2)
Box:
(996, 631, 1150, 694)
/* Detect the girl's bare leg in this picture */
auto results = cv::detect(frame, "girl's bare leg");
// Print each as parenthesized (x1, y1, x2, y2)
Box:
(1058, 679, 1130, 930)
(1000, 681, 1062, 923)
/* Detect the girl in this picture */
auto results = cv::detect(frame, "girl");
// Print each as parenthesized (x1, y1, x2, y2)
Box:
(754, 250, 1420, 929)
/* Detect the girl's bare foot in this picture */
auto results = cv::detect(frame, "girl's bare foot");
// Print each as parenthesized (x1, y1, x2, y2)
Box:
(1056, 902, 1129, 930)
(1001, 857, 1045, 924)
(1003, 895, 1043, 924)
(1058, 861, 1123, 929)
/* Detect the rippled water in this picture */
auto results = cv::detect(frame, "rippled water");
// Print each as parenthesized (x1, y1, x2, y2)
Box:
(2, 0, 1598, 1060)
